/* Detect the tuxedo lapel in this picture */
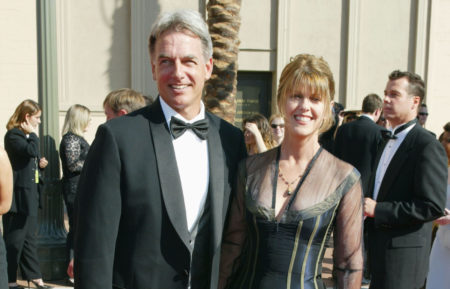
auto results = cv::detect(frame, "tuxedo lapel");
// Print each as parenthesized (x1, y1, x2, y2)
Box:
(149, 100, 190, 248)
(206, 112, 226, 252)
(376, 127, 418, 201)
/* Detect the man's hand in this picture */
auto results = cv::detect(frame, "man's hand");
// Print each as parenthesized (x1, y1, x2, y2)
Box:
(364, 197, 377, 218)
(67, 258, 74, 278)
(435, 208, 450, 226)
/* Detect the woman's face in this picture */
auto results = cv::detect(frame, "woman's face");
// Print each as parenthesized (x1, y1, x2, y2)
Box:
(270, 117, 285, 141)
(26, 111, 42, 129)
(441, 131, 450, 161)
(283, 86, 324, 139)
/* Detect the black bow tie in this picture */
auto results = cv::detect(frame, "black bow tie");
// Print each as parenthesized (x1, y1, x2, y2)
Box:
(382, 119, 417, 140)
(170, 117, 209, 140)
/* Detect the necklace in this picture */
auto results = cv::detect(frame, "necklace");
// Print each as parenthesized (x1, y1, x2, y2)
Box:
(278, 166, 303, 195)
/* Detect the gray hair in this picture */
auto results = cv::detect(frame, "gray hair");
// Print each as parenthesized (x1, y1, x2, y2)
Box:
(148, 10, 213, 61)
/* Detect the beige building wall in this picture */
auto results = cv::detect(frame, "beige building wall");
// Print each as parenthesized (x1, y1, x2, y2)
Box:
(0, 1, 38, 146)
(1, 0, 449, 146)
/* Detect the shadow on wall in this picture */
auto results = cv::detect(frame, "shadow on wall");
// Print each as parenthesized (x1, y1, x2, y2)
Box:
(104, 0, 161, 93)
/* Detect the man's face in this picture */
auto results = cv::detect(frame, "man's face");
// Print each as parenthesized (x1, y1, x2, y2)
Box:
(151, 30, 213, 120)
(383, 77, 420, 128)
(418, 106, 428, 126)
(104, 105, 119, 121)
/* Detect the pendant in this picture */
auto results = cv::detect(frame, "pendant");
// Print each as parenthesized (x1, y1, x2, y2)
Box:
(287, 186, 292, 195)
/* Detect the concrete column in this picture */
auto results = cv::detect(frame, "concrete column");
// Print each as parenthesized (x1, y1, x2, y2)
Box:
(36, 0, 66, 280)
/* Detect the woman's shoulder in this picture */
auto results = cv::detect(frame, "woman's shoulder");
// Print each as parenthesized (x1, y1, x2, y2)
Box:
(319, 148, 360, 180)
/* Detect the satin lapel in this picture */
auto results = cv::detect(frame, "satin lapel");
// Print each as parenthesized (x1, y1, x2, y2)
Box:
(376, 127, 418, 201)
(149, 100, 190, 248)
(206, 113, 226, 252)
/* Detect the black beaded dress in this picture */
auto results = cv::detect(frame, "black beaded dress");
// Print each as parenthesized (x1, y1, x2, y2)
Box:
(220, 147, 363, 289)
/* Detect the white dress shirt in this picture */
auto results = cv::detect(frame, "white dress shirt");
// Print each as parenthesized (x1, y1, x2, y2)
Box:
(373, 122, 416, 200)
(160, 97, 209, 232)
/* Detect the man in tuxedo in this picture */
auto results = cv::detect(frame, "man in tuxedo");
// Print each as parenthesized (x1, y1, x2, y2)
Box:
(74, 10, 246, 289)
(335, 93, 383, 194)
(334, 93, 383, 283)
(364, 70, 447, 289)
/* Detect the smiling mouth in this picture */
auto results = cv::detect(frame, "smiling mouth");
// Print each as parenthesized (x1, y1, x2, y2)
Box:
(170, 84, 189, 89)
(294, 115, 312, 122)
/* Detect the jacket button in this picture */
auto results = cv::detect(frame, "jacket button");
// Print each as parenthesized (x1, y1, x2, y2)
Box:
(184, 269, 189, 276)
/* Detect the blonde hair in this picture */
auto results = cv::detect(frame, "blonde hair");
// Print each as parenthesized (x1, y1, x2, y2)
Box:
(103, 88, 146, 114)
(269, 114, 283, 125)
(62, 104, 91, 136)
(277, 54, 335, 134)
(6, 99, 41, 130)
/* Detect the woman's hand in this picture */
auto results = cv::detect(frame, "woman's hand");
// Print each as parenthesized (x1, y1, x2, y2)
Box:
(21, 118, 35, 134)
(39, 157, 48, 169)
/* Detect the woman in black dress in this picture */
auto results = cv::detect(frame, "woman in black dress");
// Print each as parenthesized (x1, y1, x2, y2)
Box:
(219, 54, 364, 289)
(59, 104, 90, 283)
(3, 99, 52, 289)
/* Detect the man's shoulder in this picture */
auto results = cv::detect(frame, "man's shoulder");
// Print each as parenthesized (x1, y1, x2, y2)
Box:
(206, 111, 243, 137)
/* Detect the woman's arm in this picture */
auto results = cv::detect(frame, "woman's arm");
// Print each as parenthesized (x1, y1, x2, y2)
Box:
(245, 122, 267, 154)
(218, 163, 248, 289)
(61, 134, 86, 174)
(333, 175, 364, 289)
(0, 147, 13, 214)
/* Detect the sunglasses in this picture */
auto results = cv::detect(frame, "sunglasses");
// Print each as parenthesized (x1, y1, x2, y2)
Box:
(418, 112, 428, 116)
(271, 124, 285, 129)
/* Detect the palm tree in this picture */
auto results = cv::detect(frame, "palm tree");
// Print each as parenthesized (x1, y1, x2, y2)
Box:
(204, 0, 242, 124)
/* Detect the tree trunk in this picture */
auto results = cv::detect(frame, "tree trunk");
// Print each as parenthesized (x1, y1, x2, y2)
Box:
(205, 0, 242, 124)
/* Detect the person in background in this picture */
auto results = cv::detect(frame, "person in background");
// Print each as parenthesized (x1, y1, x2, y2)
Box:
(103, 88, 146, 120)
(417, 103, 428, 127)
(269, 114, 285, 146)
(3, 100, 52, 289)
(219, 54, 363, 289)
(59, 104, 91, 285)
(376, 111, 389, 128)
(319, 101, 344, 154)
(243, 113, 276, 155)
(0, 146, 13, 289)
(364, 71, 447, 289)
(426, 122, 450, 289)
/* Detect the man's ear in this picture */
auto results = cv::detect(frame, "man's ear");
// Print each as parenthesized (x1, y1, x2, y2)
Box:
(118, 109, 128, 117)
(205, 57, 213, 80)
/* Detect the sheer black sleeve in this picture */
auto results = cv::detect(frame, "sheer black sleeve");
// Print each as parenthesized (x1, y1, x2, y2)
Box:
(219, 161, 248, 289)
(333, 173, 364, 289)
(61, 133, 88, 174)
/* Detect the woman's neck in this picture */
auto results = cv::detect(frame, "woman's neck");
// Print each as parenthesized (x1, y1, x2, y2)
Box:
(280, 133, 320, 164)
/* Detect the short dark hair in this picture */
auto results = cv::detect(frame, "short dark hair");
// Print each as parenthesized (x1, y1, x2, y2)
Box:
(362, 93, 382, 113)
(388, 70, 425, 102)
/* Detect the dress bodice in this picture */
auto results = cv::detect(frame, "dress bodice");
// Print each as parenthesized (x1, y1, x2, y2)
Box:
(220, 148, 364, 289)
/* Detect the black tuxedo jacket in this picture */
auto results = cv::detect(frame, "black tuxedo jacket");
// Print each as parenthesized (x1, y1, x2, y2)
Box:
(74, 99, 246, 289)
(334, 116, 383, 194)
(4, 128, 42, 216)
(367, 124, 447, 289)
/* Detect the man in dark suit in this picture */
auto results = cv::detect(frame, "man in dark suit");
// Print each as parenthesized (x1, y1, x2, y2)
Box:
(334, 93, 383, 283)
(74, 10, 246, 289)
(364, 70, 447, 289)
(335, 93, 383, 194)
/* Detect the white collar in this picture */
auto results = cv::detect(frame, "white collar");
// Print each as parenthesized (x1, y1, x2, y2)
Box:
(159, 96, 206, 128)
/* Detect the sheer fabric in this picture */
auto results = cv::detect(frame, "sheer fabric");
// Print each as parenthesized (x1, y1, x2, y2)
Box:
(60, 132, 90, 179)
(220, 148, 363, 289)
